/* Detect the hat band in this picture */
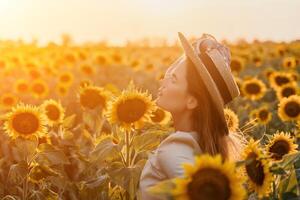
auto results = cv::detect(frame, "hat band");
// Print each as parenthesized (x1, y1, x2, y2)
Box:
(198, 52, 232, 104)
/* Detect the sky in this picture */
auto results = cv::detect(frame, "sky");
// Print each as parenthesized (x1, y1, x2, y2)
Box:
(0, 0, 299, 45)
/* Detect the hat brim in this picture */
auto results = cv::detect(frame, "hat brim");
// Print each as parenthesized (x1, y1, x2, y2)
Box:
(177, 32, 227, 132)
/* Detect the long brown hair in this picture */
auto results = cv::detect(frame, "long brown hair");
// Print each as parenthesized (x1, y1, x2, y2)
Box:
(186, 55, 245, 161)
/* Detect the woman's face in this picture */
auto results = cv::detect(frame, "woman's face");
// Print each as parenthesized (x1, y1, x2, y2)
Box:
(156, 56, 191, 114)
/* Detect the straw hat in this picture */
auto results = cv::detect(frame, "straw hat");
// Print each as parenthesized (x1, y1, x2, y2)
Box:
(177, 32, 240, 135)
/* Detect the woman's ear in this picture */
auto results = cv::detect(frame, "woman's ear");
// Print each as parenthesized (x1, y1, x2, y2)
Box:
(186, 95, 198, 110)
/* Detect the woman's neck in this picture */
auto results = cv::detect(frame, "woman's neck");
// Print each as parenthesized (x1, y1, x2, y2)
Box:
(172, 111, 194, 132)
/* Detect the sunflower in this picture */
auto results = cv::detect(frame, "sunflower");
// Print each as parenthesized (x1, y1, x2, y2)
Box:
(278, 95, 300, 121)
(275, 82, 298, 100)
(282, 56, 297, 69)
(28, 68, 41, 79)
(3, 103, 48, 139)
(14, 79, 29, 93)
(31, 79, 49, 99)
(168, 154, 246, 200)
(263, 68, 275, 80)
(56, 84, 69, 97)
(230, 57, 245, 74)
(150, 107, 172, 125)
(265, 131, 298, 161)
(58, 72, 74, 86)
(78, 84, 110, 110)
(241, 138, 273, 198)
(40, 99, 65, 126)
(268, 71, 295, 90)
(224, 108, 239, 132)
(105, 81, 156, 132)
(94, 53, 108, 66)
(80, 63, 95, 76)
(250, 105, 272, 125)
(0, 93, 18, 109)
(252, 54, 263, 67)
(288, 71, 299, 82)
(241, 77, 267, 101)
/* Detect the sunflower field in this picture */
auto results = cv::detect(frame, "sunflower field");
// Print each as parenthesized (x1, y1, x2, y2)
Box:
(0, 36, 299, 200)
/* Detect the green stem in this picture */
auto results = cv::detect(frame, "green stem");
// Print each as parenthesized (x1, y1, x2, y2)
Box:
(125, 130, 131, 167)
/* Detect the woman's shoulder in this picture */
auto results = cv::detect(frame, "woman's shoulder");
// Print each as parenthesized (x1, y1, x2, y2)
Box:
(158, 131, 201, 153)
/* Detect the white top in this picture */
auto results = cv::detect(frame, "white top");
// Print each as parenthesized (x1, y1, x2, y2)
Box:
(137, 130, 202, 200)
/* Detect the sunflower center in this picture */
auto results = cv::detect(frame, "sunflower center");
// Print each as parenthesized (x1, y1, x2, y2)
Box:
(187, 168, 231, 200)
(12, 112, 40, 135)
(275, 76, 290, 86)
(284, 101, 300, 118)
(60, 75, 71, 82)
(151, 109, 165, 123)
(258, 109, 269, 121)
(245, 153, 265, 186)
(18, 83, 28, 92)
(80, 89, 106, 109)
(3, 97, 15, 106)
(32, 83, 46, 94)
(282, 87, 296, 98)
(269, 140, 290, 160)
(117, 98, 147, 123)
(230, 60, 242, 72)
(45, 104, 60, 121)
(245, 83, 261, 94)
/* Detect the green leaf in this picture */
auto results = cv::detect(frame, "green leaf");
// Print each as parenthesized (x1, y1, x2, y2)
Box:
(35, 143, 70, 166)
(7, 161, 28, 185)
(14, 136, 38, 162)
(279, 168, 297, 194)
(108, 165, 143, 200)
(277, 152, 300, 169)
(63, 114, 76, 129)
(90, 137, 120, 164)
(132, 131, 160, 153)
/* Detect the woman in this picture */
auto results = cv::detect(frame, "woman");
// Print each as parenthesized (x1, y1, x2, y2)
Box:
(137, 32, 246, 200)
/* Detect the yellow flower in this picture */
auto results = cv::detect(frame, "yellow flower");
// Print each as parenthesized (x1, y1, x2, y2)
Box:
(282, 56, 297, 69)
(265, 131, 298, 161)
(0, 93, 18, 109)
(278, 95, 300, 121)
(169, 154, 246, 200)
(150, 107, 172, 125)
(275, 82, 298, 100)
(3, 103, 48, 139)
(105, 81, 156, 132)
(230, 57, 245, 74)
(241, 138, 273, 198)
(40, 99, 65, 126)
(78, 84, 110, 110)
(250, 105, 272, 125)
(241, 77, 267, 100)
(14, 79, 30, 93)
(224, 108, 239, 132)
(268, 71, 295, 90)
(56, 84, 69, 97)
(80, 63, 95, 76)
(58, 72, 74, 86)
(31, 79, 49, 99)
